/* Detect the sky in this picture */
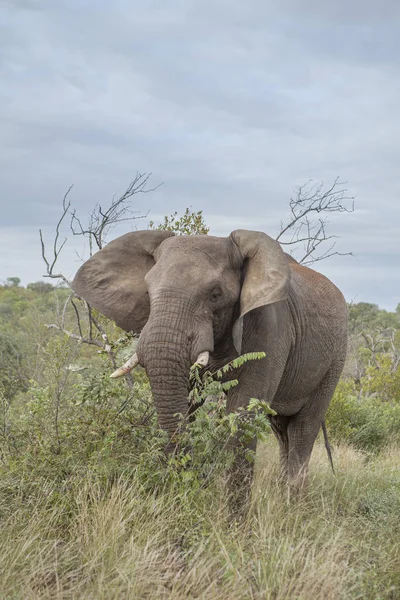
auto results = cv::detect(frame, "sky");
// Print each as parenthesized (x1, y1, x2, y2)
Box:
(1, 0, 399, 310)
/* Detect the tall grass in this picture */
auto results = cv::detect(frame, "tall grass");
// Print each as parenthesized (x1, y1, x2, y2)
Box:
(1, 440, 399, 599)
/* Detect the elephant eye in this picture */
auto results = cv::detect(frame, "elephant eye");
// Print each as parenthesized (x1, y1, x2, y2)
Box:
(210, 287, 222, 303)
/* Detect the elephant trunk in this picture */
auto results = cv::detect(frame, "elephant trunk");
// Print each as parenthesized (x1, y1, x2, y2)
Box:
(135, 292, 213, 446)
(142, 334, 192, 445)
(138, 300, 193, 444)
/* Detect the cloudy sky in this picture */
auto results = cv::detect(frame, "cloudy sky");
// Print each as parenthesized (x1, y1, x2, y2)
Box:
(1, 0, 399, 310)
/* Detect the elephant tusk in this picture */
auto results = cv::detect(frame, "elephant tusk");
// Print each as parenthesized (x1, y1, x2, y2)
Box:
(194, 351, 209, 367)
(110, 352, 140, 378)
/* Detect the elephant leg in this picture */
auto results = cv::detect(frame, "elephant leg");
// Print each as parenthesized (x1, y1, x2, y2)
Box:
(226, 431, 257, 515)
(286, 367, 341, 493)
(286, 414, 320, 493)
(269, 414, 290, 481)
(224, 389, 257, 512)
(224, 364, 287, 513)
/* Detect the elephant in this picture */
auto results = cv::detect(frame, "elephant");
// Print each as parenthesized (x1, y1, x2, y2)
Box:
(72, 229, 348, 497)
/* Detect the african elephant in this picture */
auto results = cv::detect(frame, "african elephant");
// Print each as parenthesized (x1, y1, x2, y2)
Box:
(72, 229, 347, 494)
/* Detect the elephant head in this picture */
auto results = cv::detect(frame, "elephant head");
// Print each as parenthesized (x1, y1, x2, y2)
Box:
(72, 229, 290, 442)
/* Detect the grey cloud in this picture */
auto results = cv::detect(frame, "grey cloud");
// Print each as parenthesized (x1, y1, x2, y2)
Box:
(0, 0, 399, 310)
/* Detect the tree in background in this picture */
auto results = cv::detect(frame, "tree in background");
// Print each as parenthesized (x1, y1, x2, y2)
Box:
(4, 277, 20, 288)
(349, 302, 399, 334)
(0, 334, 26, 401)
(149, 208, 209, 236)
(27, 281, 54, 294)
(345, 302, 400, 381)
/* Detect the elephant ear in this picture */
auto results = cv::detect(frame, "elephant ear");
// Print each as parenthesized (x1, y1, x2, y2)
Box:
(230, 229, 290, 353)
(71, 230, 174, 333)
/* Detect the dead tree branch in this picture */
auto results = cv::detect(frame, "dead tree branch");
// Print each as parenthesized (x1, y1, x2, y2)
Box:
(69, 172, 157, 255)
(39, 185, 73, 285)
(361, 328, 400, 372)
(39, 175, 158, 392)
(276, 177, 355, 265)
(43, 324, 104, 347)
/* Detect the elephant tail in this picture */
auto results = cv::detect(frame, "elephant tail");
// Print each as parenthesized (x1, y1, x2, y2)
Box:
(321, 420, 335, 474)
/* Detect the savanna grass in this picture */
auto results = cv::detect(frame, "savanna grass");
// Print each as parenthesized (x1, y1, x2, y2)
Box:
(1, 440, 399, 599)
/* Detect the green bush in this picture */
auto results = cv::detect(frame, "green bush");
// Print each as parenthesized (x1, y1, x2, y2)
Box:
(327, 361, 400, 452)
(348, 398, 400, 452)
(362, 354, 400, 402)
(0, 344, 271, 494)
(325, 379, 358, 441)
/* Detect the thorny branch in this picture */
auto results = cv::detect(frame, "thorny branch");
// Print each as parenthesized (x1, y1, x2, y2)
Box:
(276, 177, 355, 265)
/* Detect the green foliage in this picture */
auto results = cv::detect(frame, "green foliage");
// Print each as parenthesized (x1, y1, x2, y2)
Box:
(0, 333, 27, 400)
(327, 361, 400, 452)
(1, 348, 272, 494)
(149, 207, 210, 235)
(362, 354, 400, 401)
(348, 302, 399, 334)
(4, 276, 21, 287)
(189, 352, 267, 404)
(0, 277, 399, 597)
(348, 398, 400, 452)
(0, 281, 69, 324)
(164, 353, 273, 485)
(346, 301, 399, 389)
(5, 337, 398, 598)
(27, 281, 54, 293)
(325, 379, 358, 441)
(0, 282, 72, 405)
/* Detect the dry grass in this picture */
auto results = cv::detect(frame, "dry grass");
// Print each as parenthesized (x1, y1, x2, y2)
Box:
(0, 441, 399, 599)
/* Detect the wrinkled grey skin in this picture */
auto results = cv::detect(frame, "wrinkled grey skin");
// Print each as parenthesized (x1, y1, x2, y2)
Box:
(72, 229, 347, 495)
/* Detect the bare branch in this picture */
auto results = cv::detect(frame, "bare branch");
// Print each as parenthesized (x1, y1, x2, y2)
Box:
(358, 327, 399, 372)
(70, 298, 83, 339)
(61, 293, 73, 330)
(39, 185, 74, 281)
(44, 323, 104, 348)
(69, 173, 156, 253)
(302, 250, 354, 266)
(276, 177, 355, 265)
(87, 304, 94, 341)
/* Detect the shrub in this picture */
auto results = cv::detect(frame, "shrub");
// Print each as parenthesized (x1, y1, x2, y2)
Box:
(327, 360, 400, 452)
(0, 346, 271, 494)
(325, 379, 358, 442)
(348, 398, 400, 452)
(361, 354, 400, 402)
